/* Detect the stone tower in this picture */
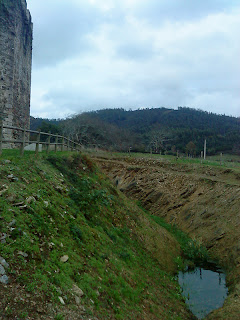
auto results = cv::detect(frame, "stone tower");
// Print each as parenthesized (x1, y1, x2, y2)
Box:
(0, 0, 32, 143)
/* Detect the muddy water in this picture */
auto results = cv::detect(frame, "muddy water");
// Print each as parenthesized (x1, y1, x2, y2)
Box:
(178, 268, 228, 319)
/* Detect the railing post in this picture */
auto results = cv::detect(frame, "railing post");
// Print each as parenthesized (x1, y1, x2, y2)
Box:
(35, 130, 41, 156)
(20, 128, 26, 156)
(55, 136, 58, 152)
(46, 133, 51, 154)
(67, 136, 70, 151)
(61, 136, 64, 152)
(0, 121, 3, 156)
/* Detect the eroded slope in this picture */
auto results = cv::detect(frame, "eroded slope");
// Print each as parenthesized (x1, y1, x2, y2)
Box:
(94, 154, 240, 320)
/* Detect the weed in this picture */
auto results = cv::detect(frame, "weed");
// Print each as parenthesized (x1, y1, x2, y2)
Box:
(151, 215, 209, 266)
(54, 314, 65, 320)
(70, 224, 84, 244)
(19, 311, 29, 319)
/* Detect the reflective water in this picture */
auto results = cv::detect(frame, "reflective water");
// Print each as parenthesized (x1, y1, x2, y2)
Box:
(178, 268, 228, 319)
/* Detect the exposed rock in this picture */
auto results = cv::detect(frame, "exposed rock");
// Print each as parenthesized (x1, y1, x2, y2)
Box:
(44, 201, 49, 207)
(54, 185, 65, 193)
(0, 275, 9, 284)
(0, 185, 8, 195)
(2, 160, 11, 164)
(0, 257, 9, 268)
(48, 242, 55, 249)
(58, 296, 65, 305)
(18, 251, 28, 258)
(75, 296, 81, 305)
(0, 264, 6, 275)
(7, 174, 18, 182)
(96, 290, 100, 297)
(26, 196, 36, 204)
(13, 201, 24, 207)
(72, 284, 84, 297)
(24, 143, 42, 152)
(0, 233, 7, 244)
(60, 255, 69, 263)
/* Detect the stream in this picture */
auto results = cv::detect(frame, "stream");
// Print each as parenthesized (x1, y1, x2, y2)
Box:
(178, 267, 228, 319)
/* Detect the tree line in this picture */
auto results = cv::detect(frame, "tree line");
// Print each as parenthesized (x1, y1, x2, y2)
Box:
(30, 107, 240, 156)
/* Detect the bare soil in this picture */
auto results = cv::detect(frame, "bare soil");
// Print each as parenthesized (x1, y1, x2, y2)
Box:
(93, 154, 240, 320)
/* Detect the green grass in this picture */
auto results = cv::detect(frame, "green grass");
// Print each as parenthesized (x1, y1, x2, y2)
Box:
(0, 151, 189, 319)
(151, 216, 209, 270)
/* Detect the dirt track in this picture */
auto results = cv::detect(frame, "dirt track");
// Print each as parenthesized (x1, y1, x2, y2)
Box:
(93, 154, 240, 320)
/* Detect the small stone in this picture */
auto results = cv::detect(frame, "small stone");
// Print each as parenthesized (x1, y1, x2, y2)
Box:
(26, 196, 36, 204)
(48, 242, 55, 249)
(0, 265, 6, 275)
(0, 257, 9, 269)
(0, 275, 9, 284)
(7, 174, 18, 182)
(58, 296, 65, 305)
(43, 201, 49, 207)
(3, 160, 11, 164)
(18, 251, 28, 258)
(75, 296, 81, 305)
(60, 255, 69, 263)
(0, 233, 7, 244)
(0, 185, 8, 195)
(72, 284, 84, 297)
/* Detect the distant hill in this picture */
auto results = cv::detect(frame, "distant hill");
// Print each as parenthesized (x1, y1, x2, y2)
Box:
(30, 107, 240, 155)
(30, 116, 61, 131)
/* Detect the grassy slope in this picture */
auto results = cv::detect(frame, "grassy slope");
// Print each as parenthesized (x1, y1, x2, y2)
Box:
(0, 151, 193, 320)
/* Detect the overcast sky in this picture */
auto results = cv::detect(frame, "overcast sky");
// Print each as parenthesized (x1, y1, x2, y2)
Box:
(27, 0, 240, 119)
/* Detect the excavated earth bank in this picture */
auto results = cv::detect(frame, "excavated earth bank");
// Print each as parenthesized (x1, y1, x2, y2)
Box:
(93, 154, 240, 320)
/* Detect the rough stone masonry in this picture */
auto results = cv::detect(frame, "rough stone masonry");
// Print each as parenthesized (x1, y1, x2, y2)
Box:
(0, 0, 32, 145)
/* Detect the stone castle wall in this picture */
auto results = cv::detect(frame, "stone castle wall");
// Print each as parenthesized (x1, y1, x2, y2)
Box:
(0, 0, 32, 145)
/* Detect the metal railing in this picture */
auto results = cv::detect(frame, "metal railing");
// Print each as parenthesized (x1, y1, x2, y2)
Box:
(0, 123, 82, 156)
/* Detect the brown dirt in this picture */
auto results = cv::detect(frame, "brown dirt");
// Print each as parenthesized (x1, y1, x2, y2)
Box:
(93, 154, 240, 320)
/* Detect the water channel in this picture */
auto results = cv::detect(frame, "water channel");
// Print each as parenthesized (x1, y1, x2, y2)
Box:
(178, 267, 228, 319)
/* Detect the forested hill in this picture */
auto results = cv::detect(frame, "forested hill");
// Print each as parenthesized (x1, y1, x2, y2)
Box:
(88, 107, 238, 134)
(30, 107, 240, 156)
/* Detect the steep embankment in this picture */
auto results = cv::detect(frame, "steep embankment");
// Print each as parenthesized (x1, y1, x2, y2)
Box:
(0, 152, 194, 320)
(94, 154, 240, 320)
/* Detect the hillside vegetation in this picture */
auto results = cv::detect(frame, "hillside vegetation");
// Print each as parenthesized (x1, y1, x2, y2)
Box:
(0, 151, 196, 320)
(31, 107, 240, 155)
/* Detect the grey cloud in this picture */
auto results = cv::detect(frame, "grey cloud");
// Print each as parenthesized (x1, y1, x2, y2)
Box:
(133, 0, 239, 24)
(29, 1, 102, 67)
(28, 0, 240, 118)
